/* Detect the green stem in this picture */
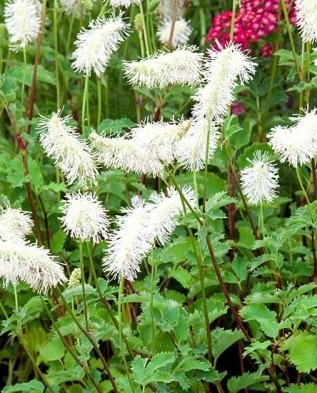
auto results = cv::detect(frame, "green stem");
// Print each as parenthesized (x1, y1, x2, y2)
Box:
(54, 0, 61, 109)
(82, 74, 90, 136)
(97, 77, 102, 125)
(79, 241, 89, 330)
(139, 2, 150, 56)
(296, 167, 310, 204)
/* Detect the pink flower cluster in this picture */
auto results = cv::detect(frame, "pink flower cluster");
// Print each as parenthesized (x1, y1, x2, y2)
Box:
(206, 0, 296, 54)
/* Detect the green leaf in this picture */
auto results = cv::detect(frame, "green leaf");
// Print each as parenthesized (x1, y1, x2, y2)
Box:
(39, 335, 65, 362)
(212, 328, 244, 361)
(283, 383, 317, 393)
(8, 64, 56, 86)
(50, 231, 67, 254)
(146, 352, 176, 374)
(98, 118, 135, 136)
(169, 267, 191, 289)
(2, 380, 44, 393)
(282, 332, 317, 373)
(27, 157, 44, 190)
(227, 371, 269, 393)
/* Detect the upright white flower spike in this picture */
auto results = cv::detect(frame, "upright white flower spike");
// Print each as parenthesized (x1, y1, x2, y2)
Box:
(268, 109, 317, 167)
(38, 111, 98, 186)
(0, 207, 33, 241)
(72, 14, 129, 76)
(157, 19, 192, 47)
(148, 186, 196, 245)
(295, 0, 317, 42)
(60, 192, 109, 244)
(110, 0, 142, 8)
(103, 197, 153, 282)
(240, 151, 279, 205)
(4, 0, 41, 51)
(123, 46, 203, 89)
(0, 240, 67, 294)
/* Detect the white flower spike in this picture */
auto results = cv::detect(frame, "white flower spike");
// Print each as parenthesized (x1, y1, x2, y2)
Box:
(295, 0, 317, 42)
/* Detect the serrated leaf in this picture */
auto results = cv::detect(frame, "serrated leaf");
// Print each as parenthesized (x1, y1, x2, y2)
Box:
(2, 380, 44, 393)
(146, 352, 175, 374)
(212, 328, 244, 361)
(227, 371, 269, 393)
(169, 267, 191, 289)
(283, 383, 317, 393)
(50, 231, 67, 254)
(8, 64, 55, 86)
(27, 157, 44, 190)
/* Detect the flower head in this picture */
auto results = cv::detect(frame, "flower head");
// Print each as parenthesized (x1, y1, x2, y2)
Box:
(110, 0, 142, 8)
(103, 197, 153, 281)
(295, 0, 317, 42)
(0, 239, 67, 294)
(59, 0, 95, 18)
(240, 151, 279, 205)
(4, 0, 41, 51)
(123, 46, 203, 89)
(268, 109, 317, 167)
(60, 192, 109, 243)
(157, 18, 192, 47)
(38, 110, 98, 186)
(0, 206, 33, 241)
(72, 14, 129, 76)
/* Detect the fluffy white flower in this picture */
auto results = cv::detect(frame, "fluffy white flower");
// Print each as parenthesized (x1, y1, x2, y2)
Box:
(175, 118, 220, 170)
(38, 111, 98, 186)
(268, 109, 317, 167)
(59, 0, 95, 18)
(89, 130, 165, 176)
(123, 46, 203, 88)
(157, 18, 192, 47)
(110, 0, 142, 7)
(4, 0, 41, 51)
(193, 42, 256, 124)
(240, 151, 279, 205)
(60, 192, 109, 244)
(0, 239, 67, 294)
(130, 119, 191, 163)
(72, 14, 129, 76)
(148, 186, 195, 245)
(0, 207, 33, 241)
(103, 197, 153, 281)
(295, 0, 317, 42)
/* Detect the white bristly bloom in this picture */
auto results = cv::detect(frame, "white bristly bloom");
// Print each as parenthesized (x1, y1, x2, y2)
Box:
(130, 119, 191, 163)
(89, 130, 165, 176)
(192, 42, 256, 124)
(110, 0, 142, 8)
(38, 111, 98, 186)
(72, 14, 129, 76)
(0, 239, 67, 294)
(4, 0, 41, 51)
(268, 109, 317, 167)
(123, 46, 203, 89)
(240, 151, 279, 205)
(148, 186, 195, 245)
(175, 118, 220, 170)
(103, 197, 153, 281)
(0, 207, 33, 241)
(157, 19, 192, 47)
(295, 0, 317, 42)
(60, 192, 109, 243)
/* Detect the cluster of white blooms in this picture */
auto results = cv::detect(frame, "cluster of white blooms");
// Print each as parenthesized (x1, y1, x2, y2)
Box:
(157, 18, 192, 48)
(72, 14, 129, 76)
(103, 187, 195, 281)
(123, 47, 203, 88)
(0, 207, 67, 294)
(89, 119, 191, 176)
(60, 192, 109, 244)
(38, 111, 98, 186)
(268, 109, 317, 167)
(4, 0, 41, 51)
(240, 151, 279, 205)
(110, 0, 142, 8)
(295, 0, 317, 42)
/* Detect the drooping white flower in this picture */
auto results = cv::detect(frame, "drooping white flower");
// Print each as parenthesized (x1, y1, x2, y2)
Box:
(60, 192, 109, 244)
(0, 206, 33, 241)
(148, 186, 195, 245)
(268, 109, 317, 167)
(72, 14, 129, 76)
(130, 119, 191, 163)
(175, 118, 220, 170)
(295, 0, 317, 42)
(110, 0, 142, 8)
(103, 197, 153, 281)
(89, 130, 165, 176)
(123, 46, 203, 89)
(157, 18, 192, 47)
(4, 0, 41, 51)
(38, 111, 98, 186)
(240, 151, 279, 205)
(0, 239, 67, 294)
(192, 42, 256, 124)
